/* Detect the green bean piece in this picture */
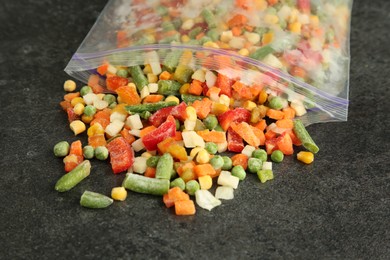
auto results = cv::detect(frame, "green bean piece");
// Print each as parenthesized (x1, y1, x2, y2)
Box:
(158, 80, 182, 96)
(146, 156, 160, 168)
(82, 145, 94, 159)
(53, 141, 70, 157)
(247, 158, 263, 174)
(80, 86, 92, 96)
(202, 8, 217, 28)
(158, 34, 180, 44)
(122, 173, 170, 196)
(181, 94, 204, 104)
(231, 165, 246, 180)
(249, 45, 275, 60)
(139, 110, 152, 120)
(156, 5, 168, 16)
(103, 94, 116, 105)
(55, 160, 91, 192)
(221, 156, 233, 170)
(175, 119, 181, 131)
(116, 69, 129, 78)
(129, 66, 149, 92)
(156, 153, 174, 180)
(170, 177, 186, 190)
(252, 149, 268, 162)
(257, 169, 274, 183)
(163, 51, 182, 73)
(185, 180, 200, 196)
(173, 64, 193, 84)
(125, 101, 177, 114)
(203, 115, 218, 130)
(95, 146, 109, 161)
(207, 28, 219, 41)
(80, 191, 113, 209)
(271, 150, 284, 163)
(171, 18, 182, 30)
(268, 96, 284, 110)
(162, 21, 175, 32)
(205, 142, 218, 155)
(188, 26, 203, 39)
(210, 155, 224, 170)
(84, 105, 96, 117)
(293, 119, 319, 153)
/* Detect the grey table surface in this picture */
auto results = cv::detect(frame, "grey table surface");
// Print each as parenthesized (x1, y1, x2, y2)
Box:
(1, 0, 389, 259)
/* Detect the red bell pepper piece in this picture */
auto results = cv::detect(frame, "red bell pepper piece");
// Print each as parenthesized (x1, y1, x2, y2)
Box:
(297, 0, 311, 13)
(149, 102, 187, 127)
(227, 127, 244, 153)
(265, 132, 294, 155)
(218, 108, 251, 131)
(66, 108, 80, 123)
(106, 76, 128, 91)
(171, 102, 187, 121)
(215, 73, 234, 97)
(106, 137, 134, 174)
(142, 115, 176, 151)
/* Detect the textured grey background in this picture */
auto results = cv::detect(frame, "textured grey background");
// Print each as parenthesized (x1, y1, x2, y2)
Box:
(0, 0, 389, 259)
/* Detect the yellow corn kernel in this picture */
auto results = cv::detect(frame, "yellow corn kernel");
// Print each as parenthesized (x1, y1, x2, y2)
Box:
(73, 103, 85, 115)
(63, 80, 76, 92)
(190, 147, 203, 158)
(196, 149, 210, 164)
(238, 48, 249, 56)
(297, 151, 314, 164)
(186, 106, 197, 121)
(143, 64, 152, 74)
(203, 41, 220, 49)
(243, 100, 257, 111)
(264, 14, 279, 25)
(258, 89, 268, 104)
(212, 103, 229, 116)
(289, 22, 302, 34)
(262, 32, 274, 45)
(141, 152, 153, 158)
(165, 95, 180, 105)
(69, 120, 86, 135)
(310, 15, 319, 28)
(70, 97, 84, 107)
(111, 103, 128, 115)
(198, 175, 213, 190)
(180, 50, 193, 65)
(217, 42, 231, 49)
(181, 34, 190, 43)
(111, 187, 127, 201)
(87, 122, 105, 137)
(254, 0, 267, 11)
(81, 114, 93, 124)
(289, 8, 299, 23)
(96, 93, 105, 100)
(147, 73, 158, 83)
(179, 83, 190, 94)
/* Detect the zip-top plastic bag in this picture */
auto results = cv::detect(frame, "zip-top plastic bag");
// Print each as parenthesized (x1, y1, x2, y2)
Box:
(65, 0, 352, 125)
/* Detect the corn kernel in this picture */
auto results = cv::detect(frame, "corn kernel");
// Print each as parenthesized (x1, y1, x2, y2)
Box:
(181, 34, 190, 43)
(87, 122, 105, 137)
(264, 14, 279, 24)
(96, 93, 105, 100)
(165, 95, 180, 105)
(310, 15, 319, 28)
(141, 152, 153, 158)
(212, 102, 229, 116)
(186, 106, 197, 121)
(289, 22, 302, 34)
(258, 89, 268, 104)
(262, 32, 274, 45)
(190, 147, 203, 158)
(70, 97, 84, 107)
(180, 83, 190, 94)
(238, 48, 249, 57)
(198, 175, 213, 190)
(181, 19, 194, 30)
(73, 103, 85, 115)
(196, 149, 210, 164)
(69, 120, 86, 135)
(297, 151, 314, 164)
(63, 80, 76, 92)
(254, 0, 267, 10)
(111, 187, 127, 201)
(81, 114, 93, 124)
(219, 94, 230, 107)
(143, 64, 152, 74)
(180, 50, 193, 65)
(243, 100, 257, 111)
(203, 41, 220, 49)
(147, 73, 158, 83)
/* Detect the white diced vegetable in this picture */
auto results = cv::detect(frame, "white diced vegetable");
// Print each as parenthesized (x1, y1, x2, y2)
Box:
(140, 86, 150, 99)
(241, 145, 256, 158)
(107, 64, 117, 74)
(126, 114, 143, 130)
(132, 157, 148, 174)
(182, 131, 205, 148)
(105, 120, 125, 137)
(262, 161, 272, 170)
(148, 83, 159, 93)
(184, 119, 196, 131)
(244, 32, 260, 45)
(217, 141, 228, 153)
(217, 171, 239, 189)
(110, 112, 126, 122)
(129, 129, 141, 137)
(215, 186, 234, 200)
(83, 93, 97, 105)
(229, 36, 246, 49)
(146, 51, 162, 75)
(93, 99, 108, 110)
(290, 100, 307, 116)
(263, 54, 283, 69)
(132, 138, 145, 152)
(191, 69, 206, 82)
(219, 94, 230, 107)
(195, 190, 221, 211)
(205, 70, 217, 88)
(220, 30, 233, 43)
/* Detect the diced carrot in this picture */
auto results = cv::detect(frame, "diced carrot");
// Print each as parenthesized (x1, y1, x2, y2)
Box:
(116, 85, 141, 105)
(287, 130, 302, 146)
(231, 153, 249, 170)
(231, 26, 242, 36)
(88, 134, 106, 148)
(252, 119, 267, 131)
(290, 66, 306, 79)
(265, 130, 277, 140)
(140, 125, 157, 138)
(206, 86, 221, 98)
(120, 129, 136, 145)
(196, 130, 226, 143)
(97, 63, 109, 76)
(177, 161, 196, 177)
(231, 81, 252, 100)
(195, 32, 205, 40)
(282, 107, 296, 119)
(250, 126, 265, 146)
(192, 98, 212, 119)
(276, 118, 294, 129)
(63, 154, 83, 173)
(230, 122, 260, 147)
(267, 0, 279, 6)
(88, 74, 105, 94)
(250, 84, 263, 99)
(215, 73, 233, 97)
(193, 164, 216, 178)
(157, 137, 177, 154)
(64, 92, 80, 102)
(174, 200, 196, 215)
(188, 80, 203, 96)
(163, 194, 174, 208)
(60, 100, 72, 111)
(69, 140, 83, 157)
(266, 109, 285, 120)
(144, 167, 156, 178)
(276, 132, 294, 155)
(227, 14, 248, 28)
(167, 144, 188, 161)
(168, 187, 190, 202)
(173, 131, 183, 141)
(142, 94, 164, 103)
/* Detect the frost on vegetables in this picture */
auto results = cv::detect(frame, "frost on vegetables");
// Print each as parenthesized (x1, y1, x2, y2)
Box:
(52, 0, 354, 215)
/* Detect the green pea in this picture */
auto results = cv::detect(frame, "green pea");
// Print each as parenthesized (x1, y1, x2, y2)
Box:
(80, 86, 92, 96)
(185, 180, 200, 196)
(209, 155, 224, 170)
(214, 124, 224, 132)
(203, 115, 218, 130)
(95, 146, 109, 160)
(146, 156, 160, 168)
(257, 169, 274, 183)
(231, 165, 246, 180)
(103, 94, 116, 105)
(108, 102, 118, 109)
(83, 145, 95, 159)
(221, 156, 233, 170)
(116, 69, 129, 78)
(268, 96, 284, 110)
(247, 158, 263, 173)
(84, 105, 97, 117)
(252, 149, 268, 162)
(53, 141, 70, 157)
(271, 150, 284, 163)
(205, 142, 218, 155)
(170, 177, 185, 190)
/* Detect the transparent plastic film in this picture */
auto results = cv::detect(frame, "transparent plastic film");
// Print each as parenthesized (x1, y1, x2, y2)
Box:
(65, 0, 352, 125)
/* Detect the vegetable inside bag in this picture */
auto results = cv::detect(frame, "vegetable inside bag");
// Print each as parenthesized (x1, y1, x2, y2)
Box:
(65, 0, 352, 125)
